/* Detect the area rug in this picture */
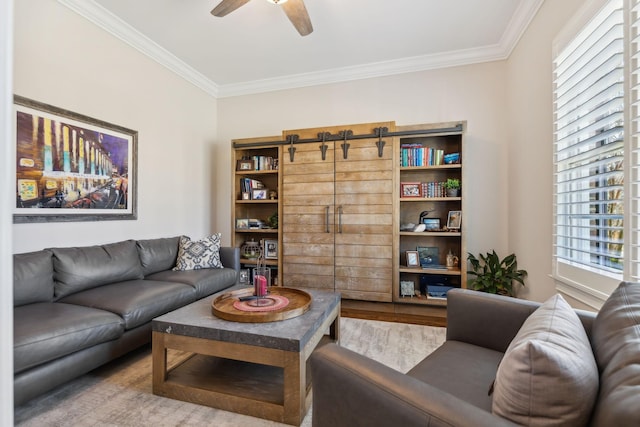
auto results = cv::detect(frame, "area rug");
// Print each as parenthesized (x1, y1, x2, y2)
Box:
(15, 317, 446, 427)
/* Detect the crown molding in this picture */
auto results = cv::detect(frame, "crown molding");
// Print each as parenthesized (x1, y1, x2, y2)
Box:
(57, 0, 219, 98)
(58, 0, 542, 99)
(499, 0, 545, 55)
(216, 44, 508, 97)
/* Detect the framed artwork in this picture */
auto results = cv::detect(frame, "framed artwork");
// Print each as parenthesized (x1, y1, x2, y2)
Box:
(401, 182, 422, 198)
(422, 218, 441, 231)
(252, 189, 267, 200)
(238, 269, 250, 284)
(417, 246, 440, 267)
(400, 280, 415, 297)
(13, 95, 138, 223)
(264, 239, 278, 259)
(237, 159, 254, 171)
(406, 250, 420, 267)
(447, 210, 462, 229)
(236, 218, 249, 229)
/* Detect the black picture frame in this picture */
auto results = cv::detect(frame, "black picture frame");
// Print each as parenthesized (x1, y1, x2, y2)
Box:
(264, 239, 278, 259)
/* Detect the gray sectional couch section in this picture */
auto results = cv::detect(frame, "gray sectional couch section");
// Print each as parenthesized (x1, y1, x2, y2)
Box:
(13, 236, 240, 406)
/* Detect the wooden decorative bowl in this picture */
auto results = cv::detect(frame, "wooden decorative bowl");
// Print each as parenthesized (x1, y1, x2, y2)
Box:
(211, 287, 312, 323)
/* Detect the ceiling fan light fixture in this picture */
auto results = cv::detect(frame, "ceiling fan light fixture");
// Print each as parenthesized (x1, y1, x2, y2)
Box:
(266, 0, 288, 4)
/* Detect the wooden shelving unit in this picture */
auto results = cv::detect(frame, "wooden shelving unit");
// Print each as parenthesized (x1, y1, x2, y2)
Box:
(230, 121, 465, 323)
(231, 137, 282, 286)
(393, 121, 466, 306)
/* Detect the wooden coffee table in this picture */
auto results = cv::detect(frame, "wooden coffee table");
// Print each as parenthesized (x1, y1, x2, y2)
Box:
(151, 287, 340, 426)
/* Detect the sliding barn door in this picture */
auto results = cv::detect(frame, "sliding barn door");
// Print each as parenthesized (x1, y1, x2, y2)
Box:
(334, 122, 394, 301)
(281, 122, 395, 302)
(281, 129, 336, 291)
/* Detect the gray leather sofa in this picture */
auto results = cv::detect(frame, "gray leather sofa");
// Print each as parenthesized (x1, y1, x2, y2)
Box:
(311, 284, 640, 427)
(13, 236, 240, 406)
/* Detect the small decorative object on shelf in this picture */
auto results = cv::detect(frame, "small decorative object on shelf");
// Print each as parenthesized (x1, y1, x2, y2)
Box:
(400, 281, 415, 297)
(236, 218, 249, 230)
(264, 239, 278, 259)
(252, 189, 268, 200)
(444, 152, 460, 164)
(417, 246, 445, 269)
(406, 250, 420, 267)
(237, 159, 254, 171)
(447, 210, 462, 230)
(444, 178, 460, 197)
(267, 211, 278, 229)
(401, 182, 422, 198)
(446, 250, 459, 269)
(239, 269, 249, 285)
(241, 238, 262, 259)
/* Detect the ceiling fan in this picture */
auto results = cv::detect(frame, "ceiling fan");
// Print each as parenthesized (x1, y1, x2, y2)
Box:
(211, 0, 313, 36)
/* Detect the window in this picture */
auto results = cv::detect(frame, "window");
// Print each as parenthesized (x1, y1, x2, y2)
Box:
(552, 0, 640, 307)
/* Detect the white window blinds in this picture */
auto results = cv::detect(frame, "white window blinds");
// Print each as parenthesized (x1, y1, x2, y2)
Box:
(630, 0, 640, 281)
(553, 0, 625, 302)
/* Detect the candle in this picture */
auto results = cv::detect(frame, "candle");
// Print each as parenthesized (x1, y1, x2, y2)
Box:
(254, 274, 267, 297)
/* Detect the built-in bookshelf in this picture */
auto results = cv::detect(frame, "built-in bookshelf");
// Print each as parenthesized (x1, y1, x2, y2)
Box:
(395, 122, 466, 306)
(232, 138, 281, 285)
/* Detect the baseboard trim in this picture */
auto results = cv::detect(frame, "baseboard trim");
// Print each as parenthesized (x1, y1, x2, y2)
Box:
(341, 300, 447, 327)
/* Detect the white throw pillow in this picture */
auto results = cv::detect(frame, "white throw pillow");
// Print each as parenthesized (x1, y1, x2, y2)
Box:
(491, 294, 598, 426)
(173, 234, 223, 271)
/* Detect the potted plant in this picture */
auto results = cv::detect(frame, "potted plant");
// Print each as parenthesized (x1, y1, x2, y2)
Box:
(445, 178, 460, 197)
(467, 250, 527, 296)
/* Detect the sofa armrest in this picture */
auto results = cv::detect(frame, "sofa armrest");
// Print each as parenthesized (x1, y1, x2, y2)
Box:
(311, 343, 518, 427)
(446, 288, 541, 353)
(219, 247, 240, 272)
(446, 289, 597, 352)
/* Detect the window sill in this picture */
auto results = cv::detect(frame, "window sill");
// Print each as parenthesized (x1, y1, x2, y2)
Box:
(551, 273, 611, 310)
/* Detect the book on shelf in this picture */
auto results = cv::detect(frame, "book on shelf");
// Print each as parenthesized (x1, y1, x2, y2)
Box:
(422, 181, 446, 198)
(400, 144, 450, 167)
(251, 155, 277, 171)
(240, 178, 264, 193)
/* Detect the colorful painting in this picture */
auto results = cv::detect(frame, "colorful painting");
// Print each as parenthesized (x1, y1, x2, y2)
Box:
(13, 96, 137, 223)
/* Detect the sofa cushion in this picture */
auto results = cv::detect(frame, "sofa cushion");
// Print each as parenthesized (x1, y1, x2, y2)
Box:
(173, 234, 223, 271)
(13, 302, 124, 374)
(590, 281, 640, 426)
(407, 340, 503, 412)
(14, 250, 54, 307)
(51, 240, 144, 298)
(145, 267, 238, 299)
(58, 279, 196, 329)
(491, 294, 598, 427)
(136, 236, 181, 276)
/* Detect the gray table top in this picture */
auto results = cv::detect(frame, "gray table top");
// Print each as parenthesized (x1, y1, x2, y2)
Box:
(152, 286, 341, 352)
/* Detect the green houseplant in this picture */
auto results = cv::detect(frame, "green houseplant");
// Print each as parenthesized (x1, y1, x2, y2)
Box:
(467, 250, 527, 296)
(445, 178, 460, 197)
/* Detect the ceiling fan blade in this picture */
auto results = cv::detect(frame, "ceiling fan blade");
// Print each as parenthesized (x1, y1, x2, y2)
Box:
(211, 0, 251, 17)
(281, 0, 313, 36)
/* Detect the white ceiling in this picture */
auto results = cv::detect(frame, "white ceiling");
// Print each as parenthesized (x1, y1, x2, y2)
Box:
(58, 0, 543, 97)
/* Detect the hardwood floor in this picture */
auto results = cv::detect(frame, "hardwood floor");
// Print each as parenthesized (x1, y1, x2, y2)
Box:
(341, 299, 447, 327)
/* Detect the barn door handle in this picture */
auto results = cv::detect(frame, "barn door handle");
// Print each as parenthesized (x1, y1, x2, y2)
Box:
(338, 205, 343, 233)
(325, 206, 330, 233)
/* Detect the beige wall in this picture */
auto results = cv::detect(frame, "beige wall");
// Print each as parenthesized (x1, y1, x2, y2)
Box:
(12, 0, 219, 253)
(217, 62, 511, 258)
(506, 0, 587, 303)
